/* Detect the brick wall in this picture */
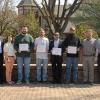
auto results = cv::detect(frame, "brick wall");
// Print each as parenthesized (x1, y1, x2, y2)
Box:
(3, 53, 100, 83)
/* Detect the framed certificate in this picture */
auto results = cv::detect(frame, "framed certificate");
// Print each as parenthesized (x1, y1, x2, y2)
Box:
(37, 45, 46, 52)
(67, 46, 77, 54)
(52, 48, 62, 56)
(19, 44, 29, 51)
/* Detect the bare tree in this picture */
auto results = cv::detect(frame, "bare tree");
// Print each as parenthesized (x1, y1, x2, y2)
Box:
(33, 0, 83, 34)
(0, 0, 16, 35)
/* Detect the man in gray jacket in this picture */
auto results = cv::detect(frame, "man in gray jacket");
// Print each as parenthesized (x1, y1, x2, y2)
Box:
(82, 29, 96, 84)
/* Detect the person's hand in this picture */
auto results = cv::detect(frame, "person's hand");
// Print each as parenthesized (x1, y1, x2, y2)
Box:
(14, 49, 17, 53)
(14, 55, 16, 60)
(5, 56, 10, 62)
(94, 56, 97, 63)
(4, 56, 8, 61)
(7, 57, 10, 62)
(27, 49, 30, 52)
(66, 48, 68, 52)
(4, 56, 6, 61)
(79, 57, 83, 64)
(18, 50, 21, 53)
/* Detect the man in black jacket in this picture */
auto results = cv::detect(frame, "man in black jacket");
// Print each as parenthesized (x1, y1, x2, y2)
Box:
(0, 36, 4, 84)
(63, 27, 81, 84)
(49, 32, 64, 83)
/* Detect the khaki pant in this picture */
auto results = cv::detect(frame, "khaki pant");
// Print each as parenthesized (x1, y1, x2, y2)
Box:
(5, 57, 14, 82)
(83, 56, 94, 82)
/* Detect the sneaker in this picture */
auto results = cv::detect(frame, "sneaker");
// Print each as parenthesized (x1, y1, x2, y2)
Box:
(7, 81, 13, 85)
(11, 81, 15, 84)
(89, 82, 94, 85)
(73, 80, 78, 84)
(42, 81, 49, 84)
(16, 80, 22, 85)
(26, 80, 30, 84)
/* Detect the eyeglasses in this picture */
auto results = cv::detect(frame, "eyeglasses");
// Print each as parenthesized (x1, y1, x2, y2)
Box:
(54, 34, 59, 36)
(40, 31, 44, 33)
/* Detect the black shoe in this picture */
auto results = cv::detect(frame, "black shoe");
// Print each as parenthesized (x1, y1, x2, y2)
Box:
(42, 81, 48, 83)
(73, 80, 78, 84)
(0, 82, 3, 84)
(51, 81, 57, 84)
(66, 80, 70, 84)
(83, 81, 88, 84)
(36, 80, 42, 83)
(55, 80, 62, 84)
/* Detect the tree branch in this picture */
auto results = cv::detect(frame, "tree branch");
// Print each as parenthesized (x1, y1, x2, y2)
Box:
(60, 0, 68, 24)
(60, 0, 83, 33)
(42, 3, 53, 33)
(56, 0, 60, 22)
(33, 0, 45, 17)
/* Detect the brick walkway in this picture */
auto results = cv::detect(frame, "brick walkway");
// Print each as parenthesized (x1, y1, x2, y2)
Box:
(0, 83, 100, 100)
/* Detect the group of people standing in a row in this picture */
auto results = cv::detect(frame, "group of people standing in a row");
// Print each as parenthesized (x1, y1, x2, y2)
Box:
(0, 26, 100, 85)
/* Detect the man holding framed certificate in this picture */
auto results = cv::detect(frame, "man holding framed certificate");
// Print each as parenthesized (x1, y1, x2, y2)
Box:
(14, 26, 34, 84)
(35, 28, 49, 82)
(49, 32, 64, 83)
(63, 27, 82, 84)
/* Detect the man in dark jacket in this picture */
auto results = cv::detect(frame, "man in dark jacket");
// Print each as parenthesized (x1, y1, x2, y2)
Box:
(49, 32, 64, 83)
(0, 36, 4, 84)
(14, 26, 34, 84)
(63, 27, 81, 84)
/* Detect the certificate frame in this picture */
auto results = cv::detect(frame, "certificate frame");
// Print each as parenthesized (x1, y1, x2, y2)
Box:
(19, 43, 29, 51)
(36, 45, 46, 52)
(67, 46, 77, 54)
(52, 48, 62, 56)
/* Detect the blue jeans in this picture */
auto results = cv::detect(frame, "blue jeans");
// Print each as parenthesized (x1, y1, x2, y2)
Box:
(66, 57, 78, 81)
(36, 58, 48, 81)
(17, 57, 31, 81)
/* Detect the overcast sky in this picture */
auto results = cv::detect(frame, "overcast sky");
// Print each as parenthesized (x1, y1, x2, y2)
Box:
(13, 0, 74, 12)
(13, 0, 74, 7)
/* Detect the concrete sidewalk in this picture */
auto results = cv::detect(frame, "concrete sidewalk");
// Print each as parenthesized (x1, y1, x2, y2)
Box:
(0, 83, 100, 100)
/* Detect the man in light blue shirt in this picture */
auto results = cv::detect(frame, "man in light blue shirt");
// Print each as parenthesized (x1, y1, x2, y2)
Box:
(35, 28, 49, 82)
